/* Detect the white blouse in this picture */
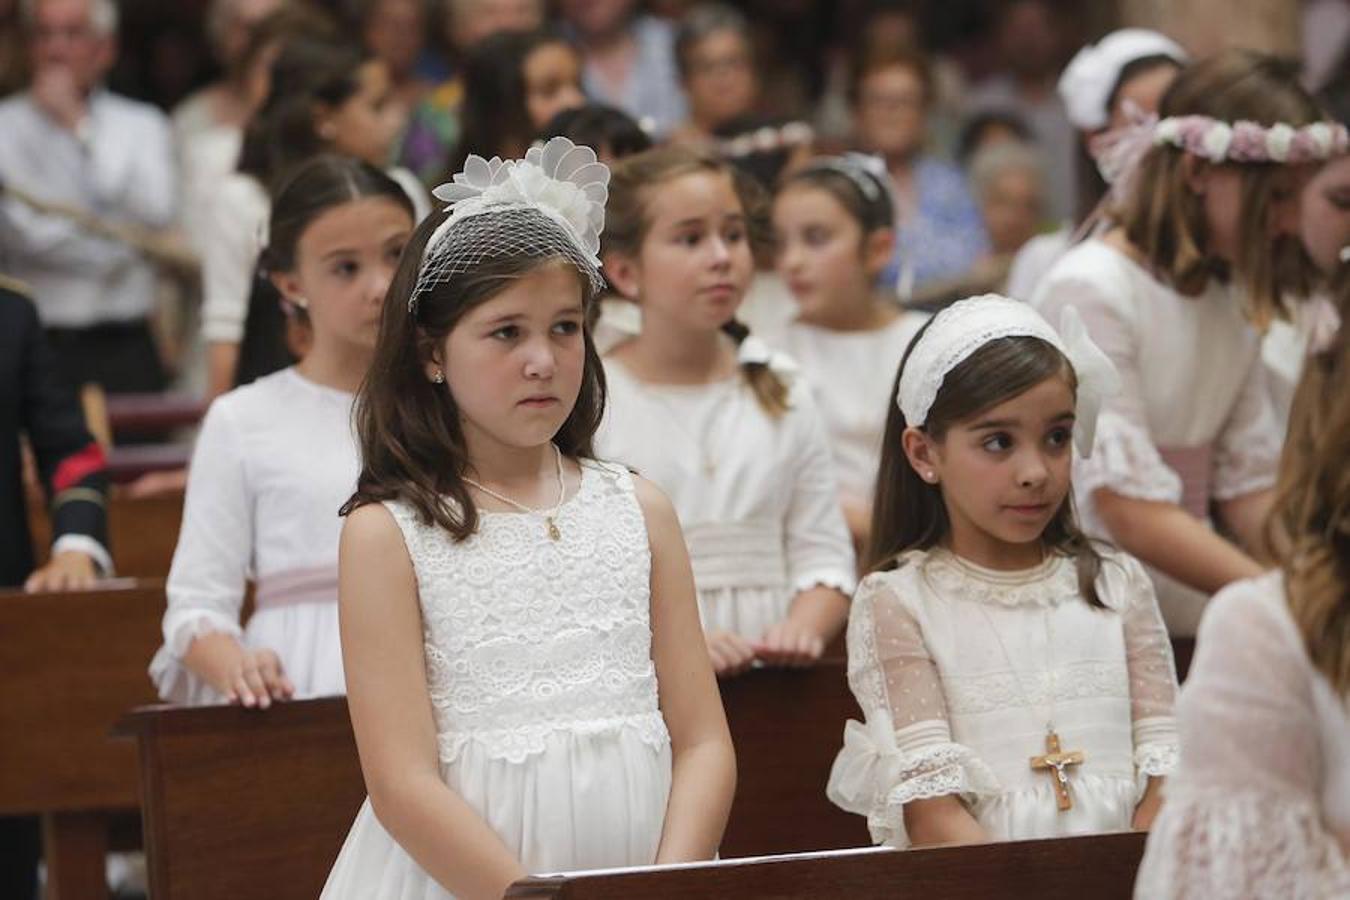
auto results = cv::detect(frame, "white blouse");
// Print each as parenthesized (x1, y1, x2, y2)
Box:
(828, 548, 1178, 848)
(595, 343, 857, 640)
(1033, 239, 1282, 634)
(765, 313, 928, 507)
(1135, 572, 1350, 898)
(149, 367, 359, 703)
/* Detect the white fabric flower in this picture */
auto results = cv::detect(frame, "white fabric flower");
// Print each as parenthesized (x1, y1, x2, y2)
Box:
(1200, 122, 1233, 160)
(1306, 122, 1335, 157)
(1265, 123, 1295, 162)
(1153, 117, 1183, 146)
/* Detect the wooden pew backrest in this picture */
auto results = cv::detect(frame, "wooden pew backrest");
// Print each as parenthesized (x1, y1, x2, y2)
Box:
(719, 660, 870, 856)
(0, 579, 163, 814)
(118, 697, 366, 900)
(508, 831, 1148, 899)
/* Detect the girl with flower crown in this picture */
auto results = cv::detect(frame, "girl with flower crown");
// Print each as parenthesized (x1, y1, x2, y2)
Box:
(596, 144, 857, 678)
(769, 153, 929, 548)
(827, 294, 1179, 848)
(1031, 49, 1349, 636)
(321, 138, 734, 899)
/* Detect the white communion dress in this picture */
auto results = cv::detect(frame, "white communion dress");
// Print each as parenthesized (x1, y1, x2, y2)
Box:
(1033, 239, 1282, 635)
(149, 367, 356, 703)
(596, 343, 857, 641)
(1135, 572, 1350, 898)
(827, 548, 1179, 847)
(762, 313, 928, 509)
(321, 461, 673, 899)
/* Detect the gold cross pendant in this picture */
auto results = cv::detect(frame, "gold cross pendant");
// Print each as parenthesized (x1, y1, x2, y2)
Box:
(546, 517, 561, 541)
(1030, 730, 1084, 811)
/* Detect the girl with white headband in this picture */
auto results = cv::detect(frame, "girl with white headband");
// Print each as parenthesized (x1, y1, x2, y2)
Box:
(1032, 49, 1349, 636)
(770, 152, 929, 548)
(827, 294, 1179, 848)
(322, 138, 734, 898)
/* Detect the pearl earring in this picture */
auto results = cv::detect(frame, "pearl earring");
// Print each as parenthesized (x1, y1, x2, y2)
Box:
(924, 470, 937, 483)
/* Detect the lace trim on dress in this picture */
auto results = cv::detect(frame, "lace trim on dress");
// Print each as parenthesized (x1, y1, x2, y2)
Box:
(944, 660, 1131, 716)
(436, 710, 671, 765)
(1136, 787, 1350, 899)
(149, 612, 243, 704)
(1134, 741, 1178, 779)
(828, 714, 1001, 848)
(910, 549, 1083, 610)
(1076, 411, 1183, 504)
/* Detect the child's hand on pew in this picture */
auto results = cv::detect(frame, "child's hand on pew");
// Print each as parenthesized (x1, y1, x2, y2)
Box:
(24, 550, 99, 593)
(752, 619, 826, 669)
(185, 632, 295, 708)
(706, 631, 757, 678)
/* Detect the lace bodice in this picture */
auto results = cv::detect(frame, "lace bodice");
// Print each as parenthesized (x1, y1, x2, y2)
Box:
(384, 461, 667, 765)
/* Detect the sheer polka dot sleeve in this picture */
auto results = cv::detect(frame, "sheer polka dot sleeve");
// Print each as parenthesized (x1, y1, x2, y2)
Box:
(827, 572, 999, 847)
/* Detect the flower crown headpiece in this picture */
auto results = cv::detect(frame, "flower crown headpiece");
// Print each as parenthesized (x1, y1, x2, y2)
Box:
(410, 137, 610, 315)
(1093, 110, 1349, 204)
(897, 295, 1121, 458)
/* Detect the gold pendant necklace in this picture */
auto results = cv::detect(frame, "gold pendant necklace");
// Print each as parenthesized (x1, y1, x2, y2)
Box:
(462, 444, 567, 541)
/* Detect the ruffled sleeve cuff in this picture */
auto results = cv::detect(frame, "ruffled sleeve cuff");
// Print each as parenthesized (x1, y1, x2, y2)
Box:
(1076, 411, 1183, 504)
(1135, 788, 1350, 899)
(1132, 716, 1179, 795)
(791, 567, 858, 597)
(827, 716, 1001, 848)
(148, 610, 243, 705)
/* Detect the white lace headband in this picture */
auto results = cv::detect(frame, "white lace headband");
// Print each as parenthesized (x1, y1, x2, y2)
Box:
(801, 153, 897, 223)
(896, 295, 1121, 457)
(410, 137, 610, 314)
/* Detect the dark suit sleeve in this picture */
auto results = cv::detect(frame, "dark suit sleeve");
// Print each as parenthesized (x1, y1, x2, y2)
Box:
(17, 295, 110, 552)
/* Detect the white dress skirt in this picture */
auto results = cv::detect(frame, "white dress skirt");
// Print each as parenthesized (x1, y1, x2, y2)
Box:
(321, 462, 672, 898)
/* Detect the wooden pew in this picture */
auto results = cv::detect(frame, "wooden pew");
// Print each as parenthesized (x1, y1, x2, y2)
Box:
(105, 392, 207, 442)
(0, 580, 165, 900)
(106, 489, 183, 578)
(117, 698, 366, 900)
(720, 660, 869, 855)
(119, 662, 869, 899)
(506, 832, 1148, 899)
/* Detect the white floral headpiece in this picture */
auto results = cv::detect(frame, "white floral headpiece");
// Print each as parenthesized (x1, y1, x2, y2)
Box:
(896, 295, 1121, 457)
(411, 137, 610, 313)
(802, 153, 898, 224)
(1093, 112, 1350, 206)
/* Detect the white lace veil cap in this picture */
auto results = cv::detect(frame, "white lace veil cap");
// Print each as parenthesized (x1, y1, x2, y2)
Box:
(896, 295, 1121, 457)
(410, 137, 610, 314)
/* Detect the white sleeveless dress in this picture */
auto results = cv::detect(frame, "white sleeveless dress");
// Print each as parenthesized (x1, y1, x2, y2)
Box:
(321, 461, 673, 898)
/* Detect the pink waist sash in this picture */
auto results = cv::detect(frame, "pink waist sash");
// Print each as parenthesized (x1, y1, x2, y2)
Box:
(1158, 445, 1213, 520)
(253, 565, 340, 612)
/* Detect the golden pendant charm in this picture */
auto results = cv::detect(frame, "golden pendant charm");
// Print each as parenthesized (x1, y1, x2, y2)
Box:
(547, 518, 561, 541)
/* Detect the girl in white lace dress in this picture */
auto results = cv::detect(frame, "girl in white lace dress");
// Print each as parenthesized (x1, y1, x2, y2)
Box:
(1134, 265, 1350, 899)
(1032, 51, 1348, 635)
(150, 157, 415, 707)
(769, 153, 929, 548)
(827, 295, 1179, 848)
(321, 139, 735, 899)
(596, 144, 857, 678)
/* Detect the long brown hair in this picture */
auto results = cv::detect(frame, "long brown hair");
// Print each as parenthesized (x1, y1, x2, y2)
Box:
(1112, 49, 1324, 327)
(339, 207, 608, 539)
(604, 144, 791, 417)
(868, 327, 1108, 607)
(1267, 266, 1350, 693)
